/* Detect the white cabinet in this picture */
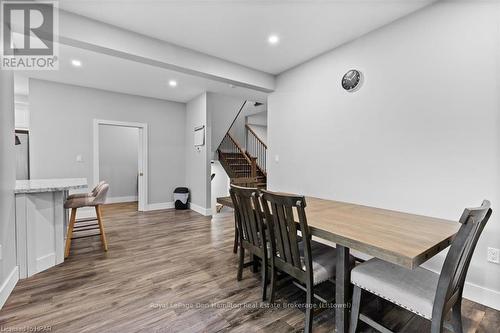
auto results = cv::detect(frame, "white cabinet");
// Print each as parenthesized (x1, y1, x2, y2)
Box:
(15, 179, 87, 278)
(15, 192, 65, 278)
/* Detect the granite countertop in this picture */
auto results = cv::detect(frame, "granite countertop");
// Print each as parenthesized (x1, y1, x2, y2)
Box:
(15, 178, 88, 194)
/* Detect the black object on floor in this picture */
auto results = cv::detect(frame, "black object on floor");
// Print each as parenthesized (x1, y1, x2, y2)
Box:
(174, 187, 190, 210)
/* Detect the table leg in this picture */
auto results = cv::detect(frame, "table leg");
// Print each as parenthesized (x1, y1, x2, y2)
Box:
(335, 245, 351, 333)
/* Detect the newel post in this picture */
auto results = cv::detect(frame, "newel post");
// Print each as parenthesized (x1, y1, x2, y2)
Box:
(250, 157, 257, 178)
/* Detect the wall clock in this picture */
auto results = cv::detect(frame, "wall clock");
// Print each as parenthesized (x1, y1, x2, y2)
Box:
(341, 69, 362, 92)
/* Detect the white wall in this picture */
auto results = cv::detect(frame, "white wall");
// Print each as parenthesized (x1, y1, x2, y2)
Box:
(15, 132, 29, 180)
(229, 102, 266, 148)
(208, 93, 246, 154)
(29, 79, 186, 207)
(14, 95, 29, 130)
(268, 1, 500, 309)
(211, 161, 230, 214)
(247, 111, 268, 144)
(247, 124, 267, 145)
(0, 69, 19, 308)
(53, 10, 275, 92)
(185, 93, 212, 215)
(99, 125, 139, 202)
(247, 111, 267, 127)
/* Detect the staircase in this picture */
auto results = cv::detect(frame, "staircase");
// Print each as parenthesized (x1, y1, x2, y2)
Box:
(217, 130, 267, 189)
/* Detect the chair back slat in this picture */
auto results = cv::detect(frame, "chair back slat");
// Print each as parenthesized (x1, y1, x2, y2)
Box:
(285, 205, 302, 268)
(244, 196, 260, 246)
(432, 200, 492, 321)
(261, 190, 312, 273)
(276, 203, 293, 263)
(230, 185, 265, 250)
(269, 202, 287, 262)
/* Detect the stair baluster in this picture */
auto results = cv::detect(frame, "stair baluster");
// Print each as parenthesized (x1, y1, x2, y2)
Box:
(218, 133, 256, 178)
(245, 124, 267, 176)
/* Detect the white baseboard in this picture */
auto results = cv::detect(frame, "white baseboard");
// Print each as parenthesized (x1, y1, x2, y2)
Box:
(0, 266, 19, 309)
(189, 203, 212, 216)
(424, 265, 500, 310)
(147, 202, 174, 211)
(76, 207, 96, 219)
(36, 253, 56, 273)
(463, 281, 500, 311)
(77, 202, 175, 215)
(106, 196, 138, 204)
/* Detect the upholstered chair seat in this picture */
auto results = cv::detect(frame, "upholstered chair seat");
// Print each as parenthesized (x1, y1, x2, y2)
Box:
(65, 181, 107, 208)
(261, 190, 357, 333)
(351, 258, 439, 319)
(349, 201, 492, 333)
(299, 241, 355, 285)
(64, 188, 108, 209)
(66, 193, 92, 200)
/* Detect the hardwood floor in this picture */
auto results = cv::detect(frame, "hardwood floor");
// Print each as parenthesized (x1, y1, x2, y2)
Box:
(1, 202, 498, 332)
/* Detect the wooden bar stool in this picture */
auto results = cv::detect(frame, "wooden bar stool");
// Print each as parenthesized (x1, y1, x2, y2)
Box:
(64, 181, 109, 258)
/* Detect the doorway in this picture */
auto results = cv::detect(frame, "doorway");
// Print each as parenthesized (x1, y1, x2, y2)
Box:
(93, 119, 148, 211)
(15, 129, 30, 180)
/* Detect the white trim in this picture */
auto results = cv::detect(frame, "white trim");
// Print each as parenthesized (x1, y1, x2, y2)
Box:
(189, 203, 212, 216)
(211, 211, 233, 223)
(106, 196, 138, 204)
(93, 119, 149, 212)
(463, 281, 500, 311)
(36, 253, 56, 273)
(425, 265, 500, 310)
(147, 202, 175, 211)
(75, 207, 96, 219)
(0, 266, 19, 309)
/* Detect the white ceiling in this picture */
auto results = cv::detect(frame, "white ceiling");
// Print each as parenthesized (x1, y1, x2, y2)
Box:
(58, 0, 436, 74)
(15, 43, 268, 103)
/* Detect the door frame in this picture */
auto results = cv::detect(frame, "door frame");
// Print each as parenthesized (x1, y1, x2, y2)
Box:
(93, 119, 148, 211)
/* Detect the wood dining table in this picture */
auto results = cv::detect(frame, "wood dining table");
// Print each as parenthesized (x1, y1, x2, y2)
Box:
(304, 197, 460, 332)
(217, 195, 460, 333)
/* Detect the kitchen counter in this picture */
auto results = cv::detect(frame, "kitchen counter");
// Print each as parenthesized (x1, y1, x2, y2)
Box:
(15, 178, 87, 194)
(15, 178, 88, 278)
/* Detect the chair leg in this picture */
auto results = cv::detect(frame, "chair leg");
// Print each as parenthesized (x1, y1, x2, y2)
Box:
(252, 255, 259, 273)
(261, 256, 268, 301)
(237, 246, 245, 281)
(269, 263, 276, 303)
(374, 296, 382, 311)
(451, 300, 463, 333)
(95, 205, 108, 251)
(64, 208, 77, 258)
(304, 281, 314, 333)
(349, 286, 362, 333)
(233, 224, 238, 254)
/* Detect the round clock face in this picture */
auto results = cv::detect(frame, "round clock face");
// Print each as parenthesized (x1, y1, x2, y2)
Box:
(342, 69, 362, 91)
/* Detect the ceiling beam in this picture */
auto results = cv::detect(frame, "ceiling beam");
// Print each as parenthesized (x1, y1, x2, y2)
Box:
(10, 9, 275, 93)
(57, 11, 275, 92)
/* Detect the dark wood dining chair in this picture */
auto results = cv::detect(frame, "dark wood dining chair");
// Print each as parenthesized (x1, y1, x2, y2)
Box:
(229, 185, 269, 301)
(260, 189, 355, 333)
(349, 200, 492, 333)
(230, 177, 259, 253)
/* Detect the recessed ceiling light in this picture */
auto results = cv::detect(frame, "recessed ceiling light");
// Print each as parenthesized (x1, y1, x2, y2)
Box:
(71, 59, 82, 67)
(268, 34, 279, 45)
(169, 80, 177, 87)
